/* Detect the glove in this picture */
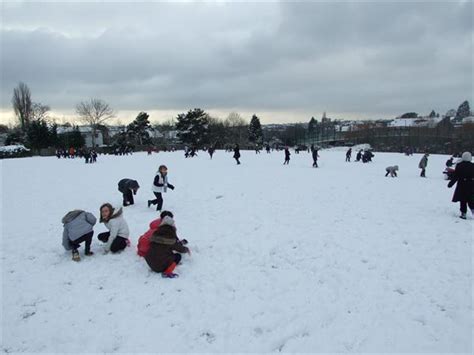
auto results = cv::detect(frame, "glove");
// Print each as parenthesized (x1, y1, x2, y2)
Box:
(168, 184, 175, 190)
(447, 180, 454, 188)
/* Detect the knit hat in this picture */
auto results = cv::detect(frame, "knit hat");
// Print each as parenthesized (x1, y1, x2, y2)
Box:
(160, 215, 176, 228)
(462, 151, 472, 162)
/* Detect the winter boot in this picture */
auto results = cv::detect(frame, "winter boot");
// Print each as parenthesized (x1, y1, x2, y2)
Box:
(147, 200, 152, 208)
(460, 213, 467, 220)
(85, 251, 94, 256)
(161, 272, 179, 278)
(72, 250, 81, 262)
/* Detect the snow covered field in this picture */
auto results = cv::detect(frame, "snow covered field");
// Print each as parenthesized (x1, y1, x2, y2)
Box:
(1, 150, 472, 353)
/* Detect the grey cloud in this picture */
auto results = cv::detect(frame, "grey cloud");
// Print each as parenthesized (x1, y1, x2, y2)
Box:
(0, 1, 472, 121)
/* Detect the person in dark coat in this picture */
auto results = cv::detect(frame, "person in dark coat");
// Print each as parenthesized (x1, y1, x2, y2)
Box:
(355, 150, 363, 162)
(346, 148, 352, 162)
(312, 148, 319, 167)
(208, 146, 215, 159)
(448, 152, 474, 219)
(266, 144, 271, 154)
(118, 178, 140, 206)
(446, 157, 454, 168)
(233, 144, 241, 165)
(144, 216, 189, 278)
(283, 147, 291, 165)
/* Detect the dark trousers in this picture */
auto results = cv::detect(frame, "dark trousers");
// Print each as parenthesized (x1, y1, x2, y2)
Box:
(149, 192, 163, 211)
(460, 201, 474, 214)
(346, 156, 351, 162)
(284, 158, 290, 165)
(385, 170, 390, 177)
(235, 157, 240, 164)
(70, 231, 93, 253)
(122, 190, 134, 206)
(313, 159, 318, 167)
(420, 169, 426, 177)
(98, 232, 127, 253)
(173, 253, 182, 265)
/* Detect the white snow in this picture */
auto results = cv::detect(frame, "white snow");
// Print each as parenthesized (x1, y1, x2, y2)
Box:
(1, 150, 472, 353)
(0, 145, 30, 153)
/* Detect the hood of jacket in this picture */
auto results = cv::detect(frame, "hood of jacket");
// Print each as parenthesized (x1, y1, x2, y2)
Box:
(62, 210, 85, 224)
(160, 216, 176, 229)
(150, 225, 177, 244)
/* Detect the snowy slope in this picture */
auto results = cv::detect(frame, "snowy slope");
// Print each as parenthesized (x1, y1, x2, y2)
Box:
(1, 150, 472, 353)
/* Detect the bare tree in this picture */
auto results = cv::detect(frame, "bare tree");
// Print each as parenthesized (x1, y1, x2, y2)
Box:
(76, 98, 115, 147)
(12, 82, 32, 131)
(31, 102, 51, 122)
(225, 112, 247, 144)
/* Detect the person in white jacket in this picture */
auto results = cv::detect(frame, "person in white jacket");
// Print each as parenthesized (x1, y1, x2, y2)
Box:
(147, 165, 175, 212)
(98, 203, 130, 253)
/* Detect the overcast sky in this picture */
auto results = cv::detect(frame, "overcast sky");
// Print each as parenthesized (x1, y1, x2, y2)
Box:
(1, 0, 472, 124)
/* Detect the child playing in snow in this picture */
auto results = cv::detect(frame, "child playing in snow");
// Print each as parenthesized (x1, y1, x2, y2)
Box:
(385, 165, 399, 177)
(137, 210, 188, 257)
(148, 165, 175, 212)
(144, 215, 190, 278)
(98, 203, 130, 253)
(118, 178, 140, 207)
(62, 210, 97, 261)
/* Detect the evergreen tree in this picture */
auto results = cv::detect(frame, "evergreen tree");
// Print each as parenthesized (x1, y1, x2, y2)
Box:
(58, 126, 85, 148)
(175, 108, 209, 146)
(456, 100, 470, 120)
(26, 119, 53, 152)
(127, 111, 151, 145)
(400, 112, 418, 118)
(248, 114, 263, 144)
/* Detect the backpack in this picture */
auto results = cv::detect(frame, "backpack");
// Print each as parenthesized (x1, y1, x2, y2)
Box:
(137, 218, 161, 257)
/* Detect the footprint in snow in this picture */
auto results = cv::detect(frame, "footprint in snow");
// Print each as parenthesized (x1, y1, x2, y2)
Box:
(200, 331, 216, 344)
(215, 195, 223, 199)
(394, 288, 406, 295)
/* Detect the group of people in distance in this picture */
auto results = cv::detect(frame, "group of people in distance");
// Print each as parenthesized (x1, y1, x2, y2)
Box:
(61, 163, 190, 278)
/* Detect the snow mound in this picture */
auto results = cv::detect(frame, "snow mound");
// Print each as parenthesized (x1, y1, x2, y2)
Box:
(0, 144, 30, 153)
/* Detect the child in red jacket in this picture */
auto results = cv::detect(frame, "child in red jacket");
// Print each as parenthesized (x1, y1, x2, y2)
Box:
(136, 211, 188, 257)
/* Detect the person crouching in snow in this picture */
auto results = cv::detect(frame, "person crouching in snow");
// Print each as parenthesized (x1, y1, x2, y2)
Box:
(62, 210, 97, 261)
(148, 165, 175, 212)
(118, 178, 140, 207)
(98, 203, 130, 253)
(385, 165, 399, 177)
(137, 210, 188, 257)
(144, 216, 190, 278)
(448, 151, 474, 220)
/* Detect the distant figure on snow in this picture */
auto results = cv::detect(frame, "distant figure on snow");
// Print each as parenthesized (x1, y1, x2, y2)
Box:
(346, 148, 352, 162)
(312, 147, 320, 168)
(98, 203, 130, 253)
(233, 144, 241, 165)
(266, 144, 271, 154)
(447, 152, 474, 220)
(283, 147, 291, 165)
(118, 178, 140, 206)
(355, 150, 363, 162)
(385, 165, 399, 177)
(62, 209, 97, 261)
(148, 165, 175, 212)
(419, 153, 429, 177)
(446, 157, 454, 168)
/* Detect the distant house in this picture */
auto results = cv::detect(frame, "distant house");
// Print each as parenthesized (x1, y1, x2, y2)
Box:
(388, 116, 443, 128)
(57, 126, 104, 148)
